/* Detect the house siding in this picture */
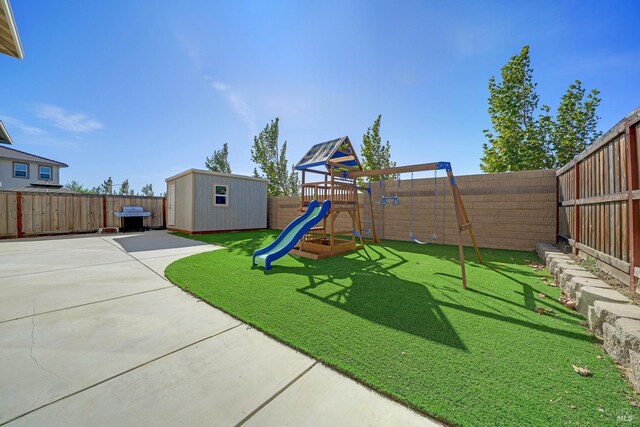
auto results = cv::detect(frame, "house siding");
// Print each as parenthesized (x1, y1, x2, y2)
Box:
(0, 159, 61, 190)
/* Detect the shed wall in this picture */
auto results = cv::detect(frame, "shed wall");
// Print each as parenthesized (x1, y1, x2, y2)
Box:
(170, 173, 194, 231)
(193, 173, 267, 231)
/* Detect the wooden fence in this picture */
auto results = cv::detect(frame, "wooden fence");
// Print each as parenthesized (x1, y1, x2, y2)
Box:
(557, 107, 640, 289)
(0, 191, 165, 238)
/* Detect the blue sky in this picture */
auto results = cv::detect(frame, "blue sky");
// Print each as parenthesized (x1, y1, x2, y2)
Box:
(2, 0, 639, 194)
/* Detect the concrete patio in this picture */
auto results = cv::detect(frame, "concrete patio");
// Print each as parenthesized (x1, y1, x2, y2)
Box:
(0, 231, 440, 426)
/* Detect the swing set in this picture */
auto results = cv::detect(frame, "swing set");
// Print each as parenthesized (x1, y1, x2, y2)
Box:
(293, 136, 482, 289)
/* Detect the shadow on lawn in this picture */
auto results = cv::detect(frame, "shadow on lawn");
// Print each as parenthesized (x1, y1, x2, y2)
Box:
(274, 246, 469, 351)
(271, 245, 593, 347)
(380, 240, 555, 311)
(179, 231, 591, 344)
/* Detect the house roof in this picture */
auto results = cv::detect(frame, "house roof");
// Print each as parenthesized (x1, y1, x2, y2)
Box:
(0, 0, 23, 59)
(295, 136, 362, 172)
(0, 120, 13, 144)
(0, 145, 68, 167)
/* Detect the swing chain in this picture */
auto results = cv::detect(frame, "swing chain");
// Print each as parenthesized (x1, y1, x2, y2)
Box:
(408, 170, 438, 244)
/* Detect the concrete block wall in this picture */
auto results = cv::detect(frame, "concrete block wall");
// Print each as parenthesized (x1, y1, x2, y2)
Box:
(268, 169, 557, 251)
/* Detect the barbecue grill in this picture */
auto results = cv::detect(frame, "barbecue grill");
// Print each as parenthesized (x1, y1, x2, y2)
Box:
(114, 206, 152, 232)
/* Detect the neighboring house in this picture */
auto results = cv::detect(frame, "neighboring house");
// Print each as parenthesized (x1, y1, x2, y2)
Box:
(1, 4, 71, 193)
(0, 123, 68, 191)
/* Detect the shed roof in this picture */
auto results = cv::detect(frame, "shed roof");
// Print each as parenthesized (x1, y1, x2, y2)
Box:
(0, 145, 68, 167)
(295, 136, 362, 172)
(0, 121, 13, 144)
(165, 169, 269, 183)
(0, 0, 23, 59)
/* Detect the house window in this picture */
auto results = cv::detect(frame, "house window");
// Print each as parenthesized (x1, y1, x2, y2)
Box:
(214, 184, 228, 206)
(39, 165, 52, 181)
(13, 162, 28, 178)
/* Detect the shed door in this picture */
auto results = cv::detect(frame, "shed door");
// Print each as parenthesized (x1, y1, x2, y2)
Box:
(168, 182, 175, 226)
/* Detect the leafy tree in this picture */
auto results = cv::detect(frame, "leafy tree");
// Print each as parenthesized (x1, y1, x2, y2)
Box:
(99, 177, 114, 195)
(118, 179, 135, 196)
(481, 46, 553, 172)
(141, 184, 154, 197)
(64, 180, 91, 194)
(251, 117, 299, 196)
(534, 105, 556, 169)
(552, 80, 602, 166)
(205, 143, 232, 173)
(360, 114, 396, 183)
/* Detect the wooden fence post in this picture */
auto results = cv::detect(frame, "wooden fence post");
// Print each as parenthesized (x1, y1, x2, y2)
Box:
(16, 191, 22, 238)
(162, 197, 167, 229)
(573, 162, 580, 255)
(625, 121, 639, 291)
(552, 176, 560, 245)
(102, 195, 107, 228)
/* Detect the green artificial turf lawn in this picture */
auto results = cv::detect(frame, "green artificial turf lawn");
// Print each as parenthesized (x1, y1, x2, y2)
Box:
(166, 230, 639, 426)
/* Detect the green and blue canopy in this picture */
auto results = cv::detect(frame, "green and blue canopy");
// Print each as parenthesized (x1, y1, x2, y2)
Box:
(295, 136, 362, 172)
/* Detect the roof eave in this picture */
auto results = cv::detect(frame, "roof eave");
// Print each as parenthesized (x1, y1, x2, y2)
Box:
(0, 0, 24, 60)
(0, 120, 13, 144)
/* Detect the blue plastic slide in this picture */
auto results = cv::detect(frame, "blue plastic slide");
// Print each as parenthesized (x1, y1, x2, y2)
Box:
(252, 199, 332, 270)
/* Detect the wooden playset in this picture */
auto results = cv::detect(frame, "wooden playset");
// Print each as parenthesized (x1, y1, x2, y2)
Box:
(292, 136, 482, 289)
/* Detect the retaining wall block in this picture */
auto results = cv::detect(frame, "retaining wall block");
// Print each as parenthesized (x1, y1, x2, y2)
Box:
(549, 258, 578, 272)
(536, 242, 561, 259)
(603, 319, 640, 365)
(564, 277, 611, 300)
(603, 322, 629, 365)
(559, 269, 597, 284)
(550, 260, 581, 279)
(629, 350, 640, 391)
(575, 287, 630, 317)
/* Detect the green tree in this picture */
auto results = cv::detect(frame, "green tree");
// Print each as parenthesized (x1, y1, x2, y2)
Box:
(251, 118, 299, 196)
(481, 46, 553, 172)
(552, 80, 602, 166)
(141, 184, 154, 197)
(64, 180, 91, 194)
(118, 179, 135, 196)
(205, 142, 232, 173)
(531, 105, 557, 169)
(360, 114, 396, 183)
(99, 177, 114, 195)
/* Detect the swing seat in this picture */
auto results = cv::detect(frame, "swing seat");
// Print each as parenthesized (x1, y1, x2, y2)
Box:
(410, 233, 437, 245)
(353, 229, 373, 238)
(380, 197, 399, 206)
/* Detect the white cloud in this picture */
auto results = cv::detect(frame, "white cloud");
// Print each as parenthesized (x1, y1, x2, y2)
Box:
(1, 116, 45, 136)
(210, 81, 256, 135)
(211, 81, 229, 92)
(35, 104, 103, 134)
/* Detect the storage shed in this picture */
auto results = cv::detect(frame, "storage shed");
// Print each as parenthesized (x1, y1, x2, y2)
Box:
(165, 169, 267, 234)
